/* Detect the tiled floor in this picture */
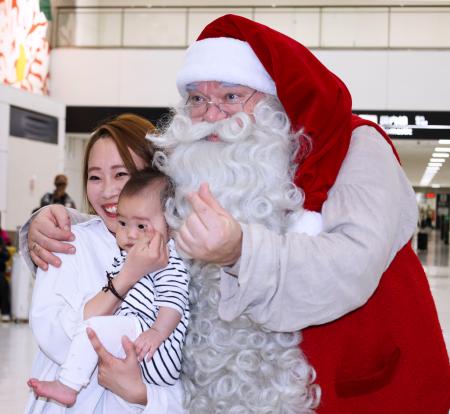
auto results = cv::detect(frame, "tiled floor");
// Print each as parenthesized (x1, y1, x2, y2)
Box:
(415, 229, 450, 352)
(0, 323, 37, 413)
(1, 231, 449, 414)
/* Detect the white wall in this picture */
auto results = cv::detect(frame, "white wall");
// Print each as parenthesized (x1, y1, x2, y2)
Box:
(50, 48, 450, 110)
(64, 135, 88, 211)
(0, 102, 8, 215)
(0, 85, 65, 232)
(49, 49, 183, 107)
(7, 137, 61, 229)
(317, 50, 450, 110)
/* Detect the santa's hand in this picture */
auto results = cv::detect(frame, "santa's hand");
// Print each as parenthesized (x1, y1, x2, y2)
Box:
(176, 182, 242, 266)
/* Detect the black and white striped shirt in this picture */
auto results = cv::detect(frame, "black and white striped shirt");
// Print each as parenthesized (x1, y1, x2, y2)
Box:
(107, 239, 189, 386)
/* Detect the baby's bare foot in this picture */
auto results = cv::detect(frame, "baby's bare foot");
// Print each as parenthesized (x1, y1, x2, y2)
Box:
(28, 378, 77, 406)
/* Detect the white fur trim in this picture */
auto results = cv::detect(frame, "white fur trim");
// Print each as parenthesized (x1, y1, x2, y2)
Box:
(288, 210, 323, 236)
(176, 37, 277, 96)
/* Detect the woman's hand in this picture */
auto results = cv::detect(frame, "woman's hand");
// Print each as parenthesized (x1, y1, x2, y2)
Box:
(175, 183, 243, 266)
(87, 327, 147, 405)
(28, 205, 75, 270)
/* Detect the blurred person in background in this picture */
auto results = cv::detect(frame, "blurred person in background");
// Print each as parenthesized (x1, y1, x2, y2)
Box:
(0, 232, 11, 322)
(0, 212, 11, 246)
(40, 174, 76, 209)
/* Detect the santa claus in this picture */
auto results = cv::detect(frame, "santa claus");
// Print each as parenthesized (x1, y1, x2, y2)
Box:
(150, 84, 322, 413)
(149, 14, 449, 414)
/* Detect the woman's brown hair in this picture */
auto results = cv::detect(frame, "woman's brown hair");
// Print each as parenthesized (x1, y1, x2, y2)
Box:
(83, 113, 157, 213)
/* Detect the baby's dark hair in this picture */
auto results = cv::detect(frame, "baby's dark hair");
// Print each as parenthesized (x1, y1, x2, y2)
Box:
(119, 168, 174, 209)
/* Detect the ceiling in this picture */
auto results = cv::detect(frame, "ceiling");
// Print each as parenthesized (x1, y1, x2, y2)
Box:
(394, 139, 450, 190)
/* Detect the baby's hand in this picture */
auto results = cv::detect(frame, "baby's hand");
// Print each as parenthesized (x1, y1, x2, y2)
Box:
(121, 231, 169, 285)
(135, 328, 165, 362)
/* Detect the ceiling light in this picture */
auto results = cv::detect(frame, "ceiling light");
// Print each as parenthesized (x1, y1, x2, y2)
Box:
(431, 184, 441, 188)
(420, 176, 435, 186)
(432, 152, 449, 158)
(434, 147, 450, 152)
(430, 158, 446, 163)
(426, 166, 440, 171)
(428, 162, 443, 167)
(438, 140, 450, 144)
(420, 167, 438, 186)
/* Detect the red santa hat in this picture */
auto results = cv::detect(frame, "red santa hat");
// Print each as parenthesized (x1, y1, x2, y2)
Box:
(177, 14, 396, 212)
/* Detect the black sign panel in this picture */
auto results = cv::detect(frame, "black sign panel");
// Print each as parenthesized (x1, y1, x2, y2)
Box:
(10, 106, 58, 144)
(354, 110, 450, 140)
(66, 106, 171, 133)
(67, 107, 450, 140)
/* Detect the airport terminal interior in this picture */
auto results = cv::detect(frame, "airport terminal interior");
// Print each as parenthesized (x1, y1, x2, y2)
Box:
(1, 0, 450, 412)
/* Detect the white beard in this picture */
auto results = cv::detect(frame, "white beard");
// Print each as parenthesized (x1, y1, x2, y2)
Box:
(150, 99, 320, 413)
(152, 98, 307, 233)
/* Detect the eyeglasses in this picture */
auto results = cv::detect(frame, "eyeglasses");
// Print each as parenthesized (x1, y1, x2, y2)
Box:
(55, 182, 67, 186)
(185, 90, 258, 117)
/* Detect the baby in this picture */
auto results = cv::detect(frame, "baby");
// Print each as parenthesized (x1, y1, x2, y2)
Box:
(28, 169, 189, 406)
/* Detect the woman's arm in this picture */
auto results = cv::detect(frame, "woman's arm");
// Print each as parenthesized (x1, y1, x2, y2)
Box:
(218, 126, 418, 331)
(30, 251, 88, 364)
(19, 205, 91, 272)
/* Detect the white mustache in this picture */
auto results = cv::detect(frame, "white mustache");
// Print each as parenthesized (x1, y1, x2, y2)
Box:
(150, 112, 253, 146)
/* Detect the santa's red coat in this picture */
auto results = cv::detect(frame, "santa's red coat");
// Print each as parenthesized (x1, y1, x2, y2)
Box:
(299, 118, 450, 413)
(302, 233, 450, 413)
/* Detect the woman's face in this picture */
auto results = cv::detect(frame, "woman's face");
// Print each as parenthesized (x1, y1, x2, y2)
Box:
(86, 137, 146, 233)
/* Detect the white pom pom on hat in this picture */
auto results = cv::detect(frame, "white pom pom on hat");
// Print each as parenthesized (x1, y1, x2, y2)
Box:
(176, 37, 277, 96)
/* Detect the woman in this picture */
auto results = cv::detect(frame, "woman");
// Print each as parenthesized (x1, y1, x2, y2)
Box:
(25, 114, 185, 414)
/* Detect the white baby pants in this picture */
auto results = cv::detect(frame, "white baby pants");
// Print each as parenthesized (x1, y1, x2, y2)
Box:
(59, 315, 139, 391)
